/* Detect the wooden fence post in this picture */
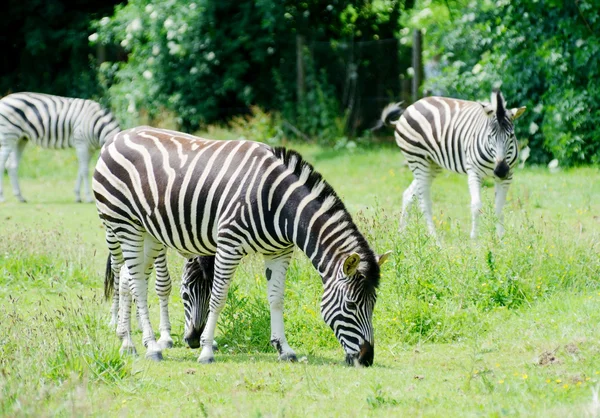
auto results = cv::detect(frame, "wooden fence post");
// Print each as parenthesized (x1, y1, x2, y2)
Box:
(412, 29, 423, 102)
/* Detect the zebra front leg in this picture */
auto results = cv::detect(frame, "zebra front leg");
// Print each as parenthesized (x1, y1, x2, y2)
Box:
(467, 171, 483, 239)
(122, 235, 164, 361)
(198, 250, 243, 364)
(74, 144, 92, 203)
(117, 265, 137, 356)
(265, 249, 297, 362)
(0, 142, 10, 203)
(154, 249, 174, 350)
(494, 178, 511, 238)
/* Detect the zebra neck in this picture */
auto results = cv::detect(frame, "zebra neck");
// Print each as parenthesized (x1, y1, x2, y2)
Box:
(283, 204, 365, 281)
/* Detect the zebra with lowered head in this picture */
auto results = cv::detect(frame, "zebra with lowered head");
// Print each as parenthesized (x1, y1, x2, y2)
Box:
(93, 126, 390, 366)
(381, 89, 526, 239)
(0, 92, 120, 203)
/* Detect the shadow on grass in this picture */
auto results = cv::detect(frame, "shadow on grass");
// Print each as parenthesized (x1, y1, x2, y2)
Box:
(157, 348, 396, 370)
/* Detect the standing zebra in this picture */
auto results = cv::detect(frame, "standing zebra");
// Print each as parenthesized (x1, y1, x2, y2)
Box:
(0, 92, 120, 203)
(94, 126, 390, 366)
(381, 89, 526, 239)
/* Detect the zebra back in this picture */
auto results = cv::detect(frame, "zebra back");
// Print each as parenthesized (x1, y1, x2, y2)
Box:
(0, 92, 120, 149)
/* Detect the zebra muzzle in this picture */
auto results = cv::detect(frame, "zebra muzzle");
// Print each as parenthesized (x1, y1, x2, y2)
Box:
(494, 160, 510, 179)
(345, 341, 374, 367)
(184, 327, 202, 349)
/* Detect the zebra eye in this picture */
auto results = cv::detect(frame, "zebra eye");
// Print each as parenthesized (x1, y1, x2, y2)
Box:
(181, 292, 190, 301)
(346, 301, 357, 311)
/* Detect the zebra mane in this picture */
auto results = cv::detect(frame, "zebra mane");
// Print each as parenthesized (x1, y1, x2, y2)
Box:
(271, 146, 380, 291)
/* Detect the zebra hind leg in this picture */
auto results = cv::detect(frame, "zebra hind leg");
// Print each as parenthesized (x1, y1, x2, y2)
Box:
(122, 235, 164, 361)
(399, 180, 417, 233)
(415, 168, 440, 240)
(117, 265, 137, 356)
(74, 143, 93, 203)
(154, 249, 174, 350)
(265, 249, 297, 362)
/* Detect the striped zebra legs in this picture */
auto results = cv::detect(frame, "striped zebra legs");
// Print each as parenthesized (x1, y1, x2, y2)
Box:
(399, 180, 417, 232)
(265, 248, 297, 362)
(122, 234, 164, 360)
(113, 247, 173, 354)
(153, 249, 174, 350)
(467, 170, 483, 239)
(199, 249, 244, 364)
(74, 143, 93, 203)
(494, 178, 511, 238)
(401, 164, 441, 239)
(116, 265, 136, 355)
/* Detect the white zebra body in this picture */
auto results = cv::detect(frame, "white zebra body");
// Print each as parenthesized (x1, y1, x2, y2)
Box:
(382, 90, 526, 239)
(0, 92, 120, 202)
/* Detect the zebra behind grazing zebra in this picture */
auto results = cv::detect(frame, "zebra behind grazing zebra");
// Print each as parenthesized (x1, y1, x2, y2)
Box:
(93, 126, 390, 366)
(180, 255, 215, 349)
(0, 92, 120, 203)
(381, 89, 526, 239)
(112, 254, 216, 354)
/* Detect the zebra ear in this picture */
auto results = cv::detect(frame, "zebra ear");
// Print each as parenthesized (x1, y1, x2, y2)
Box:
(478, 101, 495, 116)
(343, 253, 361, 276)
(377, 251, 392, 266)
(510, 106, 526, 120)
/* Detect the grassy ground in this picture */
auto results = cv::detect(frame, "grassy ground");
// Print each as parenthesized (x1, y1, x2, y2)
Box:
(1, 139, 599, 417)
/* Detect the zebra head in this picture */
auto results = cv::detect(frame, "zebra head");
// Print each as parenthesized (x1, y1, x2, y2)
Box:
(180, 256, 215, 349)
(481, 90, 526, 179)
(321, 251, 391, 367)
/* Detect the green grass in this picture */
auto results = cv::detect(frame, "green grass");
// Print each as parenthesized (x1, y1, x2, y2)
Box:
(1, 143, 600, 417)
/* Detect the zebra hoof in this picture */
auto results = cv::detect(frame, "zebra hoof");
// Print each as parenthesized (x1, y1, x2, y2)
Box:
(17, 197, 27, 203)
(198, 355, 215, 364)
(145, 350, 163, 362)
(279, 352, 298, 362)
(120, 345, 138, 357)
(157, 338, 174, 350)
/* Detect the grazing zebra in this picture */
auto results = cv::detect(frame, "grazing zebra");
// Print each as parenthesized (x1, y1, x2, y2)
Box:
(180, 255, 215, 349)
(381, 89, 526, 239)
(0, 92, 120, 203)
(93, 126, 390, 366)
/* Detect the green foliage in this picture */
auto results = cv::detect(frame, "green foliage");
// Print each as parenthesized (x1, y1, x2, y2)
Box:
(93, 0, 407, 141)
(409, 0, 600, 166)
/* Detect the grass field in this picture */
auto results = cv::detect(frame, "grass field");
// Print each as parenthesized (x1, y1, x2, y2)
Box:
(1, 137, 600, 417)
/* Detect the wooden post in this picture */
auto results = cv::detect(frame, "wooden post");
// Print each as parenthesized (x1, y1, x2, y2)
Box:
(296, 34, 305, 103)
(412, 29, 423, 102)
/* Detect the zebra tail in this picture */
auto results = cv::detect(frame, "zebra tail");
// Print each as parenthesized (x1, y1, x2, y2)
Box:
(104, 253, 115, 300)
(380, 102, 404, 127)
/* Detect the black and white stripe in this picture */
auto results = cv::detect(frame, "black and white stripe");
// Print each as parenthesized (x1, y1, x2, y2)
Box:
(381, 89, 526, 239)
(93, 126, 389, 366)
(0, 92, 120, 202)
